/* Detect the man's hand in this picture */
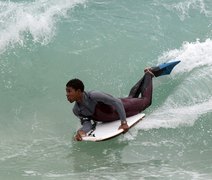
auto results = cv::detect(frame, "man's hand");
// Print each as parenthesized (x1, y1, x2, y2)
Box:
(74, 130, 86, 141)
(118, 120, 129, 133)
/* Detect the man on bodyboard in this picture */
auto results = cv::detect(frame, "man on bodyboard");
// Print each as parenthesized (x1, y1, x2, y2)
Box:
(66, 61, 180, 141)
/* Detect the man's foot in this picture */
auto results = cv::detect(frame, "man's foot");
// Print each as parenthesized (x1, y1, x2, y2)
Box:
(144, 67, 155, 77)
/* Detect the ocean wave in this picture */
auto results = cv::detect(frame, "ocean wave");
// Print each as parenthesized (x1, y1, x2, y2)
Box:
(161, 0, 211, 21)
(0, 0, 86, 54)
(158, 38, 212, 73)
(140, 98, 212, 130)
(139, 39, 212, 130)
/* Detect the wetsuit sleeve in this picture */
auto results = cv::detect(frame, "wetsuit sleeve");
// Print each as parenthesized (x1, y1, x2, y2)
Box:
(90, 91, 126, 121)
(79, 118, 93, 133)
(73, 105, 93, 133)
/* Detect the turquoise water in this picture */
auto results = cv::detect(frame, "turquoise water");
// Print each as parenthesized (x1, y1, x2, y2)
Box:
(0, 0, 212, 179)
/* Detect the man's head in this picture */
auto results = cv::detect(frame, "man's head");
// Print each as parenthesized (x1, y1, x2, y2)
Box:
(66, 79, 84, 103)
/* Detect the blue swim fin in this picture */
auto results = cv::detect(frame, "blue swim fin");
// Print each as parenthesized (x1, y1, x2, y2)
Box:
(151, 60, 181, 77)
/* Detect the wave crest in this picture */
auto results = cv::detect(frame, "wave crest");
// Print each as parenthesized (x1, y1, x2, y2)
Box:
(0, 0, 86, 54)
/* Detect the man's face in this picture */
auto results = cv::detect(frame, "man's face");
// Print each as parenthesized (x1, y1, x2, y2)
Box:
(66, 87, 81, 103)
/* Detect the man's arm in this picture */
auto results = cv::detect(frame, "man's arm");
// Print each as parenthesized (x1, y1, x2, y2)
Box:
(73, 105, 93, 141)
(79, 118, 93, 133)
(74, 118, 93, 141)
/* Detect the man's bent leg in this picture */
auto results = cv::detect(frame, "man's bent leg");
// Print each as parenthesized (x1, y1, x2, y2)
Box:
(128, 72, 153, 98)
(128, 76, 145, 98)
(123, 72, 153, 115)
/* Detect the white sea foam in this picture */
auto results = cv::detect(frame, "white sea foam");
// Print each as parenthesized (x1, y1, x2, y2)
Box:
(138, 39, 212, 130)
(162, 0, 211, 21)
(0, 0, 86, 53)
(139, 98, 212, 130)
(158, 38, 212, 74)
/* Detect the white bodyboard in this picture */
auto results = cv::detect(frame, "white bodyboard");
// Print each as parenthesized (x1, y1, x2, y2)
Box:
(81, 113, 145, 142)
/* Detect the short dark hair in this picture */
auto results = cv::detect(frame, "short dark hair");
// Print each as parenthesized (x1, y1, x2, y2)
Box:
(66, 78, 84, 92)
